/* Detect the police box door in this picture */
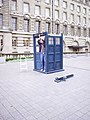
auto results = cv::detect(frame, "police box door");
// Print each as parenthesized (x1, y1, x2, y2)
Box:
(33, 33, 47, 71)
(46, 35, 63, 73)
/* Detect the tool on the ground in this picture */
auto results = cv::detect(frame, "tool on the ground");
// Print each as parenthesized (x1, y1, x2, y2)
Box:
(54, 74, 74, 83)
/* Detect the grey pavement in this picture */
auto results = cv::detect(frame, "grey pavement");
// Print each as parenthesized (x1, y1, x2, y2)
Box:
(0, 54, 90, 120)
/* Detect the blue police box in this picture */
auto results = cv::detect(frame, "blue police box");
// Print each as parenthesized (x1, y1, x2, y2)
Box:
(33, 32, 63, 74)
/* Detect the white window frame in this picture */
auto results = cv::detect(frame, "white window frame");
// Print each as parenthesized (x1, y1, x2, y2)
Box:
(63, 12, 67, 21)
(11, 0, 17, 11)
(71, 14, 74, 22)
(70, 3, 74, 11)
(35, 21, 40, 33)
(89, 18, 90, 27)
(12, 17, 17, 31)
(45, 0, 50, 4)
(77, 27, 81, 37)
(77, 15, 81, 24)
(24, 19, 29, 32)
(83, 7, 86, 14)
(54, 0, 59, 6)
(89, 9, 90, 16)
(45, 22, 50, 33)
(83, 17, 86, 25)
(55, 24, 59, 34)
(83, 28, 87, 37)
(55, 10, 59, 19)
(45, 7, 50, 17)
(77, 5, 81, 13)
(23, 2, 30, 13)
(71, 26, 75, 36)
(63, 25, 68, 35)
(35, 5, 40, 15)
(89, 29, 90, 37)
(63, 1, 67, 9)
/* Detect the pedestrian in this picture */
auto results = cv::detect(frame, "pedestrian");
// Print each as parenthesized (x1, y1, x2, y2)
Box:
(38, 37, 46, 72)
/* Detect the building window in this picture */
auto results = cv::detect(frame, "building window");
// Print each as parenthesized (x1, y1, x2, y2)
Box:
(17, 39, 24, 47)
(83, 7, 86, 14)
(11, 0, 17, 11)
(63, 25, 68, 35)
(45, 22, 50, 34)
(77, 15, 81, 24)
(83, 28, 87, 37)
(71, 14, 74, 22)
(23, 2, 30, 13)
(35, 21, 40, 33)
(23, 38, 30, 46)
(0, 14, 3, 28)
(77, 5, 81, 13)
(76, 27, 81, 37)
(12, 17, 17, 31)
(24, 19, 29, 32)
(89, 18, 90, 27)
(63, 1, 67, 9)
(0, 0, 3, 4)
(63, 12, 67, 21)
(55, 10, 59, 19)
(35, 5, 40, 15)
(83, 17, 86, 24)
(55, 24, 59, 34)
(1, 39, 3, 46)
(45, 7, 50, 17)
(45, 0, 50, 4)
(70, 3, 74, 11)
(12, 37, 17, 46)
(89, 9, 90, 16)
(0, 38, 3, 51)
(71, 26, 75, 36)
(54, 0, 59, 6)
(89, 29, 90, 37)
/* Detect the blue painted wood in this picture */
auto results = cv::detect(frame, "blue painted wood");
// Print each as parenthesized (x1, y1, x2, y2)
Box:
(33, 32, 63, 74)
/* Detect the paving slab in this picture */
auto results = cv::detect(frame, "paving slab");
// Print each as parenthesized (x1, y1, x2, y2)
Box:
(0, 54, 90, 120)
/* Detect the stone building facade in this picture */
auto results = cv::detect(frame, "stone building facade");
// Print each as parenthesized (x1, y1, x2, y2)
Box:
(0, 0, 90, 53)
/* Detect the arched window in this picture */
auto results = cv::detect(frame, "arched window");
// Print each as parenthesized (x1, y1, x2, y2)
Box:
(63, 25, 68, 35)
(71, 26, 75, 36)
(45, 22, 50, 34)
(76, 26, 81, 37)
(35, 21, 41, 33)
(55, 23, 59, 34)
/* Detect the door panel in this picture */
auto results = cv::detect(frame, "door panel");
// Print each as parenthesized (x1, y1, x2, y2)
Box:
(47, 37, 54, 71)
(55, 37, 61, 70)
(47, 36, 61, 72)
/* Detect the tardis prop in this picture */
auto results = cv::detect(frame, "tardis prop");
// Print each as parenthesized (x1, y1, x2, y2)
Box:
(33, 32, 64, 74)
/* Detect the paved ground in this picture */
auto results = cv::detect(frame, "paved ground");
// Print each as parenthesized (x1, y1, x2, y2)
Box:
(0, 54, 90, 120)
